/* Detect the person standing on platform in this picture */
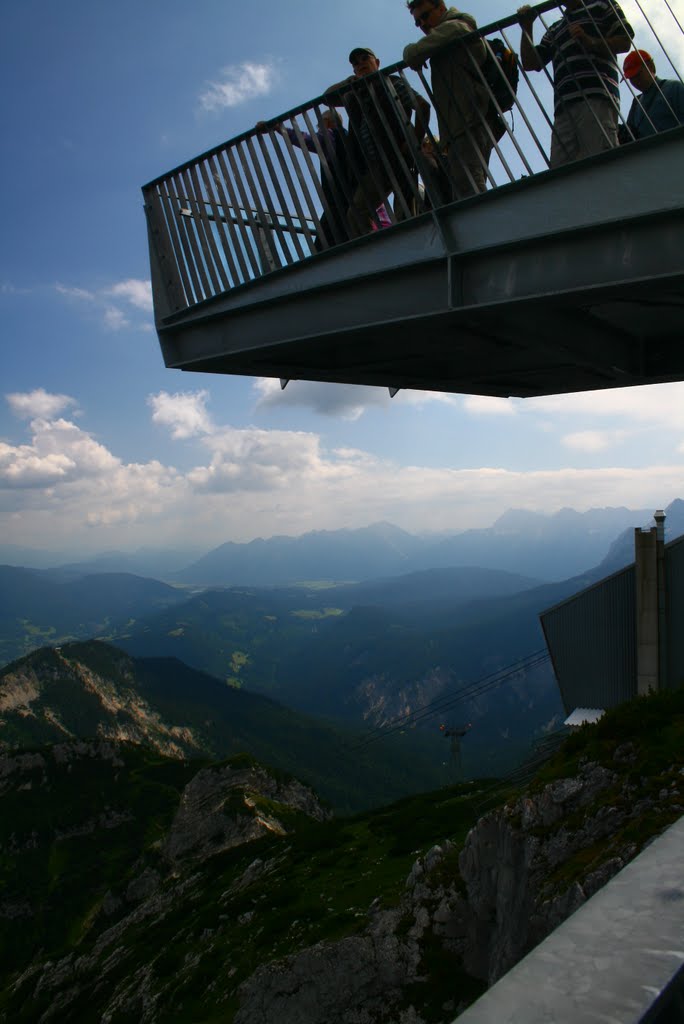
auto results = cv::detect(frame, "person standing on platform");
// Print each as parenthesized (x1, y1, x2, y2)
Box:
(517, 0, 633, 167)
(620, 49, 684, 140)
(403, 1, 491, 199)
(325, 47, 430, 237)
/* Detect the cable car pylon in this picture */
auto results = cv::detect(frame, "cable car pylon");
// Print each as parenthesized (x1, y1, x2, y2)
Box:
(440, 722, 471, 783)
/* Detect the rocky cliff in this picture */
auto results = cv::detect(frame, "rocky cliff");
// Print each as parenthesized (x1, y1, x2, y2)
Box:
(1, 686, 683, 1024)
(232, 748, 683, 1023)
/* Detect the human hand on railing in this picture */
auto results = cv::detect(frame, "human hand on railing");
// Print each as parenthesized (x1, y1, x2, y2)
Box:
(567, 23, 598, 51)
(405, 55, 427, 72)
(256, 120, 285, 136)
(517, 5, 537, 27)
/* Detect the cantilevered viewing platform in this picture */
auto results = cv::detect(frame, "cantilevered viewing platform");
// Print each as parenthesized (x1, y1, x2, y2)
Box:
(143, 2, 684, 400)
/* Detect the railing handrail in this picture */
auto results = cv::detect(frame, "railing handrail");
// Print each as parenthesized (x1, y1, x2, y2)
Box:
(142, 0, 562, 192)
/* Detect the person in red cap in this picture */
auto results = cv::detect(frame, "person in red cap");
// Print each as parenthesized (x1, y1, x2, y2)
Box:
(517, 0, 633, 167)
(620, 49, 684, 141)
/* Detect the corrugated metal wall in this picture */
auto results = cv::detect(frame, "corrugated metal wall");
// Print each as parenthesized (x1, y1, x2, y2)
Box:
(541, 566, 636, 714)
(542, 533, 684, 713)
(666, 535, 684, 691)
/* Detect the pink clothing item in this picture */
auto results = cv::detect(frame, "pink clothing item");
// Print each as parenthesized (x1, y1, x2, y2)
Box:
(371, 204, 392, 230)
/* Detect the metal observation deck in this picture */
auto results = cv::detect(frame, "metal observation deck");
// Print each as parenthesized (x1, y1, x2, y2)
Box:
(143, 1, 684, 400)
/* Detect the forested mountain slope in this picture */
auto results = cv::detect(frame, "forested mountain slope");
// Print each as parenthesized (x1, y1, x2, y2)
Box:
(0, 642, 444, 812)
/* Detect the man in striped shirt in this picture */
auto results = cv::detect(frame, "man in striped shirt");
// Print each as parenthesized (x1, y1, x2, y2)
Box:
(518, 0, 633, 168)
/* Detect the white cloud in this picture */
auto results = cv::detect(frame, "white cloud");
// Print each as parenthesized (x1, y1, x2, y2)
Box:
(103, 306, 130, 331)
(463, 395, 517, 416)
(528, 382, 684, 432)
(562, 430, 628, 452)
(6, 389, 78, 420)
(148, 390, 213, 440)
(55, 277, 153, 331)
(199, 62, 277, 112)
(107, 279, 153, 313)
(0, 417, 118, 489)
(55, 283, 95, 303)
(188, 425, 353, 494)
(0, 406, 183, 546)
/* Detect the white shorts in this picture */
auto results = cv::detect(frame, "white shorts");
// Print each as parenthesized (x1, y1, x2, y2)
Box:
(550, 95, 618, 168)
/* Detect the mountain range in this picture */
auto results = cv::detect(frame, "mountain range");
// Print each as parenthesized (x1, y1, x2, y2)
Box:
(0, 641, 445, 813)
(5, 502, 681, 587)
(2, 500, 683, 785)
(173, 506, 664, 586)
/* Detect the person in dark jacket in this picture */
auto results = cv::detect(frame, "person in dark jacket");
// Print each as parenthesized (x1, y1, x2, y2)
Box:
(260, 110, 355, 249)
(620, 49, 684, 140)
(325, 47, 430, 237)
(257, 111, 391, 249)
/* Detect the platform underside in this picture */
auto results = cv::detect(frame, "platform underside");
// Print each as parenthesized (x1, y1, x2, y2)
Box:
(153, 129, 684, 400)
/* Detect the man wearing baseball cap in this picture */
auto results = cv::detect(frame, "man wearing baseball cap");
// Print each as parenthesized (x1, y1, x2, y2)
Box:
(620, 49, 684, 141)
(325, 47, 429, 237)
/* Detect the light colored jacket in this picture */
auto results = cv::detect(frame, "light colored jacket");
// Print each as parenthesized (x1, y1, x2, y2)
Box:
(403, 8, 487, 141)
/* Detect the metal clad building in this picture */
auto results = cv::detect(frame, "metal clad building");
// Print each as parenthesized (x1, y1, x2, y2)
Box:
(540, 566, 636, 714)
(541, 530, 684, 715)
(666, 535, 684, 690)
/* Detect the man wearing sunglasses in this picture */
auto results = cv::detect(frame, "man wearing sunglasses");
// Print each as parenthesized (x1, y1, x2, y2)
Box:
(403, 1, 491, 200)
(325, 47, 429, 237)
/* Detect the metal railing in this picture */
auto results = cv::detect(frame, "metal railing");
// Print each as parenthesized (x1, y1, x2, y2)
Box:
(142, 0, 684, 316)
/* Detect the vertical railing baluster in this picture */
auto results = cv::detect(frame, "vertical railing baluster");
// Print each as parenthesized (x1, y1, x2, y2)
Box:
(223, 144, 273, 276)
(232, 137, 280, 272)
(283, 119, 329, 247)
(156, 180, 195, 307)
(178, 167, 218, 298)
(253, 132, 306, 262)
(198, 158, 241, 290)
(499, 26, 553, 166)
(263, 125, 318, 253)
(168, 173, 206, 303)
(244, 135, 296, 265)
(209, 152, 252, 284)
(214, 150, 262, 280)
(187, 164, 229, 295)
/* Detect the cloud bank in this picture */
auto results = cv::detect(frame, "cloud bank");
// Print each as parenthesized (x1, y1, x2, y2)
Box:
(1, 386, 683, 554)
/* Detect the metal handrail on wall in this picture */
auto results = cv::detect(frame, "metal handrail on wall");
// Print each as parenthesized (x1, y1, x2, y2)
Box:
(142, 0, 684, 317)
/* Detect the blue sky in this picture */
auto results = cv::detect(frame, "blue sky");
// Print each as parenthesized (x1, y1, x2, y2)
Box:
(2, 0, 683, 559)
